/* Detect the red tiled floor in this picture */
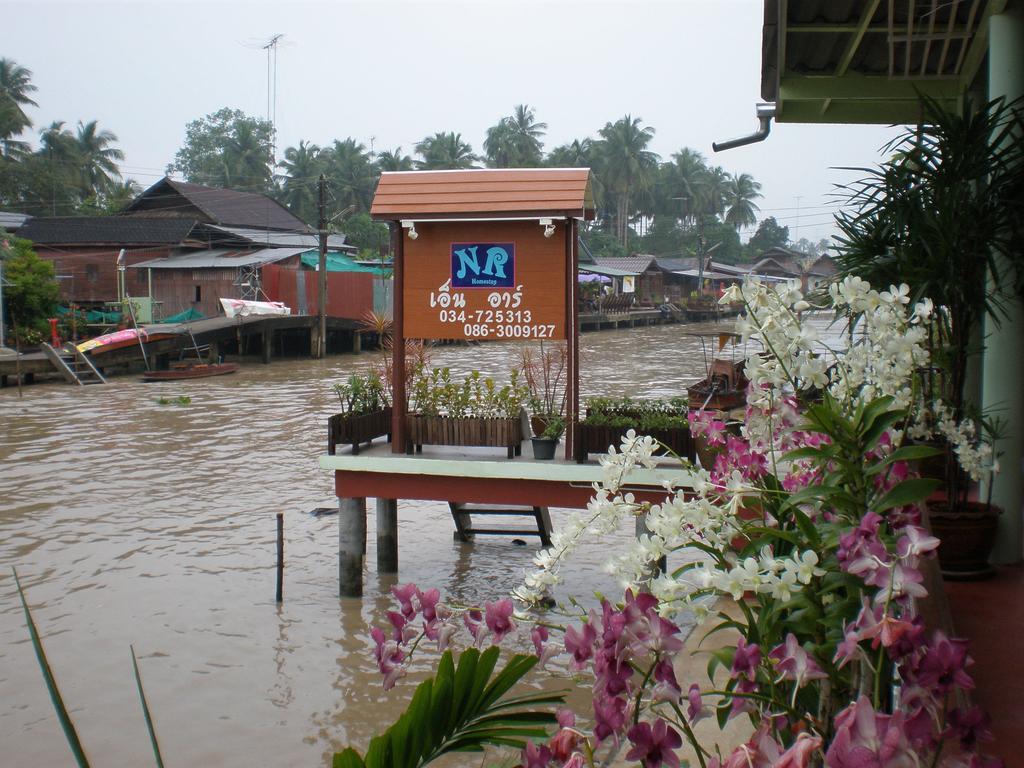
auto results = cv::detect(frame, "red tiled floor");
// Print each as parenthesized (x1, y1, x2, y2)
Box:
(945, 563, 1024, 768)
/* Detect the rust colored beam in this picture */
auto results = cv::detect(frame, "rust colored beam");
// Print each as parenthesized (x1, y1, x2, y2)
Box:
(391, 222, 407, 454)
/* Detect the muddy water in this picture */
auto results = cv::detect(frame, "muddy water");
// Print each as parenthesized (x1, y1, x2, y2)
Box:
(0, 321, 743, 766)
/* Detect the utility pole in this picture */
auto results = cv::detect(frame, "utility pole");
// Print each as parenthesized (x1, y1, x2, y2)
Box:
(317, 174, 328, 359)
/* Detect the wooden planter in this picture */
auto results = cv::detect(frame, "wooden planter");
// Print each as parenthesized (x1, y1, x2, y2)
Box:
(328, 408, 392, 455)
(406, 415, 523, 458)
(574, 422, 693, 463)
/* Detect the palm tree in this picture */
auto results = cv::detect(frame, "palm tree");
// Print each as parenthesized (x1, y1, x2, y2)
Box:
(596, 116, 659, 245)
(376, 147, 414, 172)
(485, 105, 546, 168)
(723, 172, 763, 230)
(75, 120, 124, 197)
(278, 140, 323, 223)
(0, 58, 38, 152)
(663, 148, 708, 223)
(546, 138, 593, 168)
(221, 120, 273, 192)
(322, 137, 376, 214)
(414, 132, 478, 170)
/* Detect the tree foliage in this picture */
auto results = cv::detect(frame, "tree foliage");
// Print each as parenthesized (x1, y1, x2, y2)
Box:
(745, 216, 790, 256)
(1, 234, 59, 332)
(167, 108, 274, 193)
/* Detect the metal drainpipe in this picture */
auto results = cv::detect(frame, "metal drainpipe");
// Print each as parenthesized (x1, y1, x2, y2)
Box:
(712, 103, 777, 152)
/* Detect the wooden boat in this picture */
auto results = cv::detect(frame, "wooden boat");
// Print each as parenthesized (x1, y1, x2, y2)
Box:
(141, 362, 239, 382)
(77, 328, 176, 355)
(685, 332, 750, 411)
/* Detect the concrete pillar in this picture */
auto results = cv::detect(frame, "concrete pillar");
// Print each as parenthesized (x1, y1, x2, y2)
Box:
(352, 330, 362, 355)
(310, 324, 320, 358)
(208, 339, 220, 363)
(984, 7, 1024, 564)
(339, 497, 366, 596)
(376, 498, 398, 574)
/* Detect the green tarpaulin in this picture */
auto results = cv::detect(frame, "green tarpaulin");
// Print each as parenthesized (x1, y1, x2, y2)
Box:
(58, 306, 122, 323)
(299, 252, 389, 275)
(162, 307, 205, 323)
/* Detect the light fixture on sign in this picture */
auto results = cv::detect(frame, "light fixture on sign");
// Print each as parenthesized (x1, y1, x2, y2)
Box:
(539, 218, 555, 238)
(401, 220, 418, 240)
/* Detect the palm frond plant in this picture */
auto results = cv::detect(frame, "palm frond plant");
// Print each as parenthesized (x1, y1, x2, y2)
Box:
(833, 94, 1024, 506)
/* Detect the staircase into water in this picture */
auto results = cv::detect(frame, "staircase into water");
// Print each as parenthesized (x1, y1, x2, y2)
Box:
(448, 502, 553, 546)
(41, 343, 107, 385)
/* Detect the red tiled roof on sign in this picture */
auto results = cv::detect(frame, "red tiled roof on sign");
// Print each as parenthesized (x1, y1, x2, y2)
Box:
(370, 168, 595, 220)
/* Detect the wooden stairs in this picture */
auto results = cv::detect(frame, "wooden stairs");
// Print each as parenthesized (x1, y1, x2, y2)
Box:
(449, 502, 553, 546)
(41, 343, 107, 385)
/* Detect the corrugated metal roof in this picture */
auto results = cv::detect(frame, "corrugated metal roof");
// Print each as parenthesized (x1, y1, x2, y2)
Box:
(370, 168, 595, 220)
(17, 216, 199, 246)
(134, 247, 313, 269)
(592, 255, 661, 274)
(579, 264, 638, 278)
(205, 225, 356, 251)
(0, 211, 30, 232)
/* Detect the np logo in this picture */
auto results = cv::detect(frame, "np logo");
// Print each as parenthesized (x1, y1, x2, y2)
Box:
(450, 242, 515, 289)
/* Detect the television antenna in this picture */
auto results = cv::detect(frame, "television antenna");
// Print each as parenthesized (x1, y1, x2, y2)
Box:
(262, 34, 284, 165)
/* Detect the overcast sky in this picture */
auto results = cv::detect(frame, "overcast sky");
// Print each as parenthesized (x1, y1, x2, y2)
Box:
(5, 0, 902, 244)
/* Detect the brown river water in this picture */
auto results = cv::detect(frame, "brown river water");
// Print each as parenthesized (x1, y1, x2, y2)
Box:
(0, 321, 751, 767)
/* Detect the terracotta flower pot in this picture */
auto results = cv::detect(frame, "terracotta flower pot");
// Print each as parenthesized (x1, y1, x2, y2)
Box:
(927, 499, 1001, 580)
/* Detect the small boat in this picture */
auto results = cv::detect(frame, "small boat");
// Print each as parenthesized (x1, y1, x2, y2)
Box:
(76, 327, 176, 355)
(685, 332, 750, 411)
(141, 362, 239, 382)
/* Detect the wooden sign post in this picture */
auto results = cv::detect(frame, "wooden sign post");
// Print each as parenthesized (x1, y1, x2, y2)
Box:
(371, 169, 594, 459)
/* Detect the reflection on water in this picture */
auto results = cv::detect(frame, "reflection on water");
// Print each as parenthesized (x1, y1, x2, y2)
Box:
(0, 320, 774, 766)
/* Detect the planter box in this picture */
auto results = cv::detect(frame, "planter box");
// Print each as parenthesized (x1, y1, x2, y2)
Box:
(574, 422, 693, 463)
(407, 415, 523, 458)
(328, 408, 392, 455)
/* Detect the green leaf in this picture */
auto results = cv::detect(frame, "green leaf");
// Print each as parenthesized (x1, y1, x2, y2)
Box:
(864, 444, 942, 475)
(12, 567, 91, 768)
(872, 478, 941, 512)
(333, 748, 367, 768)
(334, 649, 562, 768)
(861, 409, 905, 452)
(130, 645, 165, 768)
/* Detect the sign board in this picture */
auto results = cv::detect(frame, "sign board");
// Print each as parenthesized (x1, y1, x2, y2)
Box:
(403, 221, 566, 341)
(622, 275, 635, 294)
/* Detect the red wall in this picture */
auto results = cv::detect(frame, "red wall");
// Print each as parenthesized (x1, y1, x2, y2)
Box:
(35, 246, 174, 304)
(262, 264, 374, 320)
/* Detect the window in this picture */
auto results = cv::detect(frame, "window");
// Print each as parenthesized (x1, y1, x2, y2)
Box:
(194, 285, 202, 303)
(85, 264, 99, 282)
(136, 268, 147, 284)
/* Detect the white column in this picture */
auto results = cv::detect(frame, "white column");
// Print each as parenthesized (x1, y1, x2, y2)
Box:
(984, 7, 1024, 564)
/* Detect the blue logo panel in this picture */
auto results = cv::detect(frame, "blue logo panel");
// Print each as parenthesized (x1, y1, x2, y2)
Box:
(450, 242, 515, 289)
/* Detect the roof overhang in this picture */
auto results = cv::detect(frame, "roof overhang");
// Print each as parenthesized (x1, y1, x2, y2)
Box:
(761, 0, 1005, 125)
(370, 168, 596, 222)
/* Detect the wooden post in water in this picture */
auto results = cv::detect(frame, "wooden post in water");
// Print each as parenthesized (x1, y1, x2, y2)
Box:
(376, 498, 398, 573)
(339, 497, 367, 596)
(275, 512, 284, 602)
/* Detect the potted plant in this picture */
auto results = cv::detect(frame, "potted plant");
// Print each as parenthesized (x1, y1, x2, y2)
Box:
(517, 342, 567, 439)
(834, 94, 1024, 517)
(574, 395, 693, 463)
(327, 372, 392, 455)
(406, 366, 528, 457)
(530, 416, 564, 460)
(925, 410, 1003, 578)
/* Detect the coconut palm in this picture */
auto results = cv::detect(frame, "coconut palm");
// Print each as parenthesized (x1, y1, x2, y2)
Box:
(278, 140, 323, 223)
(322, 137, 376, 215)
(723, 172, 763, 230)
(596, 115, 659, 245)
(546, 138, 593, 168)
(220, 120, 273, 192)
(0, 58, 37, 152)
(662, 148, 708, 223)
(376, 147, 414, 172)
(414, 132, 478, 170)
(484, 120, 516, 168)
(75, 120, 124, 197)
